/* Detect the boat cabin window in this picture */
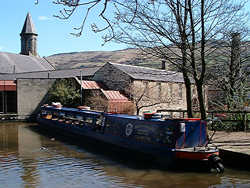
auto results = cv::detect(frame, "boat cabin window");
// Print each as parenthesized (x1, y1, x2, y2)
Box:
(76, 115, 83, 121)
(65, 113, 74, 119)
(95, 115, 105, 126)
(41, 110, 49, 117)
(83, 116, 93, 125)
(52, 111, 59, 120)
(59, 112, 65, 118)
(41, 109, 52, 119)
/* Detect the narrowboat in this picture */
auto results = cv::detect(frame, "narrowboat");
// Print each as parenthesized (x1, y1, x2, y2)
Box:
(36, 104, 224, 173)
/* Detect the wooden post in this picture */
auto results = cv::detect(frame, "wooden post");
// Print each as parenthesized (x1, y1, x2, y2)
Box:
(80, 71, 83, 105)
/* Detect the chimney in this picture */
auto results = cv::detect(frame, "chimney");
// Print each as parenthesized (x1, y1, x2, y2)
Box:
(161, 60, 166, 70)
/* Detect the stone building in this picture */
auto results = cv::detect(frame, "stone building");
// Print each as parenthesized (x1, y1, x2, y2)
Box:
(0, 12, 201, 118)
(93, 62, 198, 116)
(0, 13, 55, 114)
(0, 67, 99, 117)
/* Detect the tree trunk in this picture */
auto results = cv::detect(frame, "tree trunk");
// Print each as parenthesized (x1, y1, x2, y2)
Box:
(136, 107, 140, 115)
(196, 81, 206, 119)
(183, 72, 193, 118)
(198, 0, 206, 120)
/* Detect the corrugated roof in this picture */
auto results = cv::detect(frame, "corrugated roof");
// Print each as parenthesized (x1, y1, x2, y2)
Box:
(0, 80, 16, 91)
(0, 52, 54, 74)
(102, 90, 129, 101)
(107, 62, 186, 83)
(20, 13, 37, 35)
(81, 81, 101, 89)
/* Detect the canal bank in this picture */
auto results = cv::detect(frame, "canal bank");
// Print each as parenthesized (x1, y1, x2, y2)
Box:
(212, 131, 250, 170)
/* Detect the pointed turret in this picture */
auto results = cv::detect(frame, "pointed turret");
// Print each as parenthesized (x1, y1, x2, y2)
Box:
(20, 13, 38, 56)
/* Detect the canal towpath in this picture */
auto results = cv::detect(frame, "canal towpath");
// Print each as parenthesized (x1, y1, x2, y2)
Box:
(212, 131, 250, 169)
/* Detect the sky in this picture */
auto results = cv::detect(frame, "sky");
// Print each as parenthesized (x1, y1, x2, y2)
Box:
(0, 0, 127, 57)
(1, 1, 250, 57)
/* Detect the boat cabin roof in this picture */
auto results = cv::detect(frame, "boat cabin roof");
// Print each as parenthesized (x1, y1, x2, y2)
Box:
(42, 106, 165, 121)
(41, 106, 196, 123)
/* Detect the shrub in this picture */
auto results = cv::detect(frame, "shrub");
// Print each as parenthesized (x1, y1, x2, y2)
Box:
(47, 79, 81, 107)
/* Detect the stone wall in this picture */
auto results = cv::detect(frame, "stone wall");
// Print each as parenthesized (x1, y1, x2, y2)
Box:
(93, 63, 132, 91)
(132, 80, 190, 115)
(17, 78, 55, 119)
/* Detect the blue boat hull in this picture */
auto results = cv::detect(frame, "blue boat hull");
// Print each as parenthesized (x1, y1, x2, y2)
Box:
(36, 106, 223, 172)
(37, 117, 176, 164)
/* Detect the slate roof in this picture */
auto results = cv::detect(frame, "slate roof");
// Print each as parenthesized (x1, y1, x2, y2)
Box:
(108, 62, 186, 83)
(20, 13, 37, 35)
(0, 52, 55, 74)
(0, 67, 100, 80)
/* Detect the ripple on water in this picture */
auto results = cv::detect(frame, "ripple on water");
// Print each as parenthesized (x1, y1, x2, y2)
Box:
(1, 123, 250, 188)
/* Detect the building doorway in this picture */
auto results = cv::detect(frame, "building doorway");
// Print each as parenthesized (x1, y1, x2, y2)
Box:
(0, 81, 17, 114)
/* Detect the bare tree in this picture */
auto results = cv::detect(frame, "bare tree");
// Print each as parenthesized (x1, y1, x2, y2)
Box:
(37, 0, 249, 119)
(126, 82, 172, 115)
(86, 93, 108, 112)
(111, 0, 248, 119)
(208, 33, 250, 111)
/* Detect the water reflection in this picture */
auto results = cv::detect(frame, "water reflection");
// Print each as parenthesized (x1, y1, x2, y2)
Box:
(0, 123, 250, 188)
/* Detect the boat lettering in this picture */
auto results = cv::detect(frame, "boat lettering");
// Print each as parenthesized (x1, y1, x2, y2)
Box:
(125, 123, 134, 136)
(101, 117, 106, 127)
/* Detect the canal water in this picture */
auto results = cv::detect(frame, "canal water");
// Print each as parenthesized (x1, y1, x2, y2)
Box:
(0, 123, 250, 188)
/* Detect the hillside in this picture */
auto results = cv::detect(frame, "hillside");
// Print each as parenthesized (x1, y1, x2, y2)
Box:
(46, 42, 250, 71)
(46, 48, 163, 70)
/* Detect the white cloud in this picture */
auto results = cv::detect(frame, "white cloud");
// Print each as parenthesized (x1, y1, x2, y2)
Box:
(38, 16, 51, 21)
(0, 46, 4, 51)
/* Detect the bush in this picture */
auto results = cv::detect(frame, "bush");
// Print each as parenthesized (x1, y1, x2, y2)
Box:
(47, 79, 81, 107)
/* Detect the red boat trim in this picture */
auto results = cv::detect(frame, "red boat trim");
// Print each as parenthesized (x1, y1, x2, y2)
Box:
(199, 121, 202, 146)
(175, 151, 219, 160)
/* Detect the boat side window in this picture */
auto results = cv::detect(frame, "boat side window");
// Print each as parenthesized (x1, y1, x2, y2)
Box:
(102, 119, 115, 134)
(84, 117, 93, 126)
(95, 115, 104, 126)
(57, 111, 66, 122)
(76, 115, 83, 121)
(41, 110, 48, 118)
(59, 112, 65, 118)
(43, 110, 52, 119)
(64, 113, 74, 124)
(72, 114, 82, 126)
(52, 111, 59, 120)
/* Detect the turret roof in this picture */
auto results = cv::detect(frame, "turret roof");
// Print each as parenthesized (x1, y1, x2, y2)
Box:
(20, 13, 37, 35)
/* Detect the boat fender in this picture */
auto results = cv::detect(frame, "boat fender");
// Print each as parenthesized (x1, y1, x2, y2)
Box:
(208, 154, 224, 173)
(209, 154, 222, 163)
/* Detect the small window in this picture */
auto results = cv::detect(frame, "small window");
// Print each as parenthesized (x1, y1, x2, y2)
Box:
(157, 82, 162, 100)
(169, 83, 173, 98)
(143, 81, 149, 96)
(178, 84, 182, 99)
